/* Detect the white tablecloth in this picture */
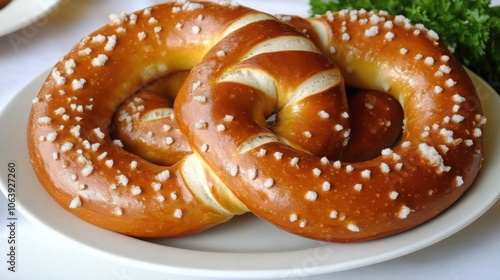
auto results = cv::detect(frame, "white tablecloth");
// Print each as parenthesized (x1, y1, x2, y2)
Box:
(1, 1, 499, 279)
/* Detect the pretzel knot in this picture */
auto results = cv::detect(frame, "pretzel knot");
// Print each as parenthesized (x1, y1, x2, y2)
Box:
(28, 1, 485, 242)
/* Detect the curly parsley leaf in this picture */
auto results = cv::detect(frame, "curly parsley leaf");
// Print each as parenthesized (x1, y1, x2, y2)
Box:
(309, 0, 500, 93)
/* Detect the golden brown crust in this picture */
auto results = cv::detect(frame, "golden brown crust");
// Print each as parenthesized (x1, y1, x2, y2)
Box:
(341, 88, 404, 162)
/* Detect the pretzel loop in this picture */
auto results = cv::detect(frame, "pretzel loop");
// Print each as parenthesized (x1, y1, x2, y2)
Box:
(27, 1, 347, 238)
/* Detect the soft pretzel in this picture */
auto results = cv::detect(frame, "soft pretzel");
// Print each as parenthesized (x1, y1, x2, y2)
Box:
(174, 9, 486, 241)
(27, 1, 348, 238)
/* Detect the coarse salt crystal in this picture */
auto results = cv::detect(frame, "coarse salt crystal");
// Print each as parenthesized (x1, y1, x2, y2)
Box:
(264, 178, 274, 188)
(380, 163, 390, 173)
(104, 35, 117, 51)
(200, 143, 209, 152)
(71, 78, 86, 90)
(398, 205, 412, 219)
(452, 114, 465, 123)
(78, 47, 92, 56)
(347, 223, 360, 232)
(138, 32, 147, 41)
(94, 127, 105, 139)
(385, 31, 395, 40)
(38, 116, 52, 124)
(92, 54, 109, 67)
(69, 196, 82, 208)
(117, 174, 129, 186)
(131, 185, 142, 196)
(109, 12, 128, 25)
(227, 164, 238, 177)
(82, 165, 94, 176)
(193, 95, 207, 103)
(129, 13, 137, 25)
(192, 25, 201, 34)
(329, 210, 338, 219)
(173, 209, 183, 218)
(318, 110, 330, 119)
(92, 34, 106, 43)
(364, 26, 379, 37)
(170, 192, 178, 200)
(46, 132, 57, 142)
(274, 152, 283, 160)
(346, 165, 354, 172)
(114, 208, 123, 216)
(389, 191, 399, 200)
(445, 78, 457, 87)
(61, 142, 73, 152)
(130, 161, 138, 170)
(453, 94, 466, 103)
(247, 168, 257, 180)
(380, 19, 392, 28)
(361, 169, 371, 179)
(165, 137, 174, 145)
(156, 170, 170, 182)
(152, 182, 162, 191)
(305, 191, 318, 201)
(474, 128, 482, 137)
(195, 120, 208, 130)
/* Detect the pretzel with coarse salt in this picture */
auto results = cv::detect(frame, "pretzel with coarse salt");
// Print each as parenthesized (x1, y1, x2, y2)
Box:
(174, 9, 486, 241)
(27, 1, 348, 238)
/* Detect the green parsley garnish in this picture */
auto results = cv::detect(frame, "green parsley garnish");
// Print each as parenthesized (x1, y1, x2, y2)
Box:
(310, 0, 500, 93)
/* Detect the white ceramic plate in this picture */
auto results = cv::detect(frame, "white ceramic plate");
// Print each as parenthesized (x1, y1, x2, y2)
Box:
(1, 1, 500, 277)
(0, 0, 60, 37)
(1, 68, 499, 279)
